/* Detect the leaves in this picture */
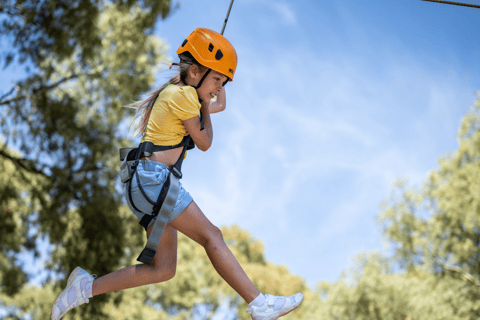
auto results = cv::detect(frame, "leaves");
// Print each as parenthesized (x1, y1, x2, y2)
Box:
(0, 0, 173, 66)
(375, 94, 480, 319)
(0, 0, 173, 317)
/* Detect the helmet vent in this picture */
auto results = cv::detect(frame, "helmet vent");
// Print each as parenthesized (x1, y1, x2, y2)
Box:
(208, 43, 214, 52)
(215, 49, 223, 60)
(181, 39, 188, 47)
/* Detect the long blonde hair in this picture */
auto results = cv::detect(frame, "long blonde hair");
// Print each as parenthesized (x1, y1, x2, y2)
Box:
(126, 52, 207, 138)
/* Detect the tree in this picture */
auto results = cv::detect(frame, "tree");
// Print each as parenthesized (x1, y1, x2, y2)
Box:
(300, 95, 480, 320)
(0, 141, 42, 297)
(318, 94, 480, 320)
(0, 0, 173, 318)
(314, 250, 479, 320)
(377, 94, 480, 289)
(0, 0, 173, 67)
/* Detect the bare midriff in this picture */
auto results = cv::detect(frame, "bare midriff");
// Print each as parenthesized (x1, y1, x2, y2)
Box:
(140, 146, 185, 167)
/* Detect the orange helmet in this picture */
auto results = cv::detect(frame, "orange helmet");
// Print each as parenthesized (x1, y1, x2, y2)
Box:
(176, 28, 237, 82)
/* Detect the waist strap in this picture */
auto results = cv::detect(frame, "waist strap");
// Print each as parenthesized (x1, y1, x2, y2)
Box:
(119, 136, 195, 162)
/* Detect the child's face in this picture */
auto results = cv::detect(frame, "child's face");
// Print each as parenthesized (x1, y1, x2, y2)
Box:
(195, 70, 228, 102)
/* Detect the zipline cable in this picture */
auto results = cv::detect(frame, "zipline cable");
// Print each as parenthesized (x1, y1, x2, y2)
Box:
(221, 0, 235, 35)
(422, 0, 480, 9)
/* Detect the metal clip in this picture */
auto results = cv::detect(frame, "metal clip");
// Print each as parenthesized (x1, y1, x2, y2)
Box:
(170, 166, 182, 179)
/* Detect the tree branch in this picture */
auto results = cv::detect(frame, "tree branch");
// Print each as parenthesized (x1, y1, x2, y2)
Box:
(0, 86, 16, 103)
(0, 148, 49, 178)
(435, 259, 480, 289)
(0, 72, 89, 106)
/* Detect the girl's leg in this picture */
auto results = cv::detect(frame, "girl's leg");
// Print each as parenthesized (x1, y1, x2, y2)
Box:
(91, 223, 177, 296)
(168, 201, 260, 304)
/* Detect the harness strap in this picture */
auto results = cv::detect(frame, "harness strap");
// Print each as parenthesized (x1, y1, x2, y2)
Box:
(127, 174, 143, 213)
(136, 172, 179, 264)
(195, 69, 211, 132)
(119, 135, 195, 162)
(138, 165, 171, 230)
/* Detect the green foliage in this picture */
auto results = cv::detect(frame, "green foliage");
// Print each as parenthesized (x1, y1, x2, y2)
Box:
(0, 0, 174, 66)
(378, 95, 480, 279)
(313, 250, 480, 320)
(0, 0, 174, 318)
(0, 145, 39, 296)
(317, 252, 408, 320)
(285, 95, 480, 320)
(373, 94, 480, 319)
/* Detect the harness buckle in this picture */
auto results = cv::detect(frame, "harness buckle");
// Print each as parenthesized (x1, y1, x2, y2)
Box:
(120, 155, 133, 183)
(119, 148, 134, 161)
(170, 166, 182, 179)
(137, 247, 156, 265)
(138, 141, 154, 159)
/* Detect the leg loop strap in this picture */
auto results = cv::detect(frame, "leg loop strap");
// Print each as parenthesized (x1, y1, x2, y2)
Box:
(136, 172, 180, 265)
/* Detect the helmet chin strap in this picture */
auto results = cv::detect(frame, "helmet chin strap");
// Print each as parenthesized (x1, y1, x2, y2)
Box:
(194, 68, 212, 103)
(194, 69, 211, 130)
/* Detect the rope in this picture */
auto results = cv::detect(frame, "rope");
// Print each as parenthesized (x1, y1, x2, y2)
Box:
(221, 0, 235, 35)
(422, 0, 480, 9)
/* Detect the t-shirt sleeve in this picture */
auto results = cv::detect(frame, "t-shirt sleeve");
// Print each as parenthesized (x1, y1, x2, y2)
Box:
(169, 86, 201, 121)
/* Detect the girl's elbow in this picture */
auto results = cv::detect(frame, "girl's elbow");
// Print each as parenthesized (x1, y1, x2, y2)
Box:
(198, 140, 212, 151)
(198, 145, 208, 152)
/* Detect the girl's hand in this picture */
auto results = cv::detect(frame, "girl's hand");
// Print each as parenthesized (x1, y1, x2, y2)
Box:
(208, 87, 226, 114)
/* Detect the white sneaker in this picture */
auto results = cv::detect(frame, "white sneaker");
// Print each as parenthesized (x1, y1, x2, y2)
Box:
(246, 293, 304, 320)
(51, 267, 97, 320)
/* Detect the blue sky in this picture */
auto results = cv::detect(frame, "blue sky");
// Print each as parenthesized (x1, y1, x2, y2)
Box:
(2, 0, 480, 316)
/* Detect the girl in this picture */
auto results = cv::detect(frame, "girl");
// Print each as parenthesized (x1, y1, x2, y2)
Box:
(51, 28, 303, 320)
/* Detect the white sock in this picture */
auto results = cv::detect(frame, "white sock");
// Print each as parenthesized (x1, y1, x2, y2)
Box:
(249, 293, 265, 307)
(85, 280, 94, 299)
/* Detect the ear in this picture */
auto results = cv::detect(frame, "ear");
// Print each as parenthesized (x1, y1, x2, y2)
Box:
(188, 64, 201, 79)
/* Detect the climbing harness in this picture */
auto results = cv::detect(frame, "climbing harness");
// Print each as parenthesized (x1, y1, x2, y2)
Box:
(119, 0, 237, 266)
(119, 136, 195, 265)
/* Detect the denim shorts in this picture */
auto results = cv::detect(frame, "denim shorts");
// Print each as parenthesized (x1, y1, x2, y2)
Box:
(123, 160, 193, 231)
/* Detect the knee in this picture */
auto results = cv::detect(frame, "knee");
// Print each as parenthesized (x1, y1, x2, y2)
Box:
(164, 269, 176, 282)
(203, 225, 224, 247)
(153, 267, 176, 283)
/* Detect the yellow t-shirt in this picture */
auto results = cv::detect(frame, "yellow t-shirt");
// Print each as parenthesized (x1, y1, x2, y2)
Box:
(141, 84, 201, 158)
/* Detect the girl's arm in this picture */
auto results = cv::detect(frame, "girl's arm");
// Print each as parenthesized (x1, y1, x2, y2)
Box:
(182, 100, 213, 151)
(208, 87, 226, 114)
